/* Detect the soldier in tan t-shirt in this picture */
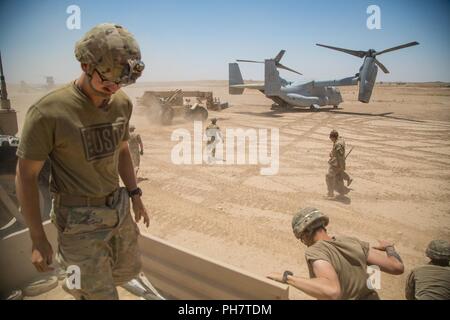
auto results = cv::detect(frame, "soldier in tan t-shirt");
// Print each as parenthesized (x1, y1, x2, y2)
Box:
(15, 23, 149, 300)
(405, 239, 450, 300)
(267, 207, 405, 300)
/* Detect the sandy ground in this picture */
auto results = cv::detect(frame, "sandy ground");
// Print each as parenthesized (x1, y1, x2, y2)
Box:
(7, 81, 450, 300)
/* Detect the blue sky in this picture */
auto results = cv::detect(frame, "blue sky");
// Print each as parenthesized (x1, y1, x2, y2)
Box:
(0, 0, 449, 83)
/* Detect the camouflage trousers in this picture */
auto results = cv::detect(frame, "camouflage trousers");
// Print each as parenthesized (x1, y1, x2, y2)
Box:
(326, 165, 350, 195)
(51, 188, 141, 300)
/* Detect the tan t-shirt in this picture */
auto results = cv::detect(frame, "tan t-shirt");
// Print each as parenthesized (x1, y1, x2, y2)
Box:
(305, 236, 375, 300)
(405, 264, 450, 300)
(17, 82, 132, 197)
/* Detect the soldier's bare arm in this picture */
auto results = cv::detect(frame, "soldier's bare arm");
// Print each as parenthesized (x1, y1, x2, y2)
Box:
(15, 158, 54, 272)
(367, 241, 404, 275)
(267, 260, 341, 300)
(118, 141, 150, 227)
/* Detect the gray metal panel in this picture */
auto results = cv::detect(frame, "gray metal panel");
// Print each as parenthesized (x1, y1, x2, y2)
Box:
(139, 235, 290, 300)
(0, 222, 289, 300)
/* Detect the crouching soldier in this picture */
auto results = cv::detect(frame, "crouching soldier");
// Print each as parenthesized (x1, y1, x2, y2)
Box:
(267, 207, 404, 300)
(405, 239, 450, 300)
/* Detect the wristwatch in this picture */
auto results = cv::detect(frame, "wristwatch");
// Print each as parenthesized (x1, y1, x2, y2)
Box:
(128, 187, 142, 198)
(282, 270, 293, 283)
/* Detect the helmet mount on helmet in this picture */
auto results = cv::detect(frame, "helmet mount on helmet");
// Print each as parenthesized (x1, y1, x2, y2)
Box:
(75, 23, 145, 88)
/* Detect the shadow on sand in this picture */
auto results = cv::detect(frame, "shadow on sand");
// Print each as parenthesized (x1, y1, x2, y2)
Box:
(233, 106, 425, 123)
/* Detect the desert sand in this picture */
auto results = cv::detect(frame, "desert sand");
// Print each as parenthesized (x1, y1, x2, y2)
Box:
(8, 81, 450, 300)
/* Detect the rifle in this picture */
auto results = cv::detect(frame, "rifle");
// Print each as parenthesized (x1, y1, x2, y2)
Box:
(345, 147, 354, 160)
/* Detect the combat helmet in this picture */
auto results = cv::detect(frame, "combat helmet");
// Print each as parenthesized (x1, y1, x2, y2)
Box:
(329, 129, 339, 138)
(211, 118, 217, 124)
(426, 240, 450, 261)
(292, 207, 329, 239)
(129, 124, 136, 131)
(75, 23, 145, 86)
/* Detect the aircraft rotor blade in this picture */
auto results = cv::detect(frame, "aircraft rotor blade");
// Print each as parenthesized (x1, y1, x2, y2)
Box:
(274, 50, 286, 62)
(316, 43, 367, 58)
(375, 41, 419, 56)
(277, 63, 302, 75)
(236, 59, 264, 64)
(374, 58, 389, 74)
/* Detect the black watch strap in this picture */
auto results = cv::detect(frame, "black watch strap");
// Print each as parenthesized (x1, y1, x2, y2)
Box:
(128, 187, 142, 197)
(282, 270, 293, 283)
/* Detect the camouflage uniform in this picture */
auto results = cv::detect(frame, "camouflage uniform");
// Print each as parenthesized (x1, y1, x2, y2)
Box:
(53, 188, 141, 300)
(326, 135, 350, 196)
(405, 240, 450, 300)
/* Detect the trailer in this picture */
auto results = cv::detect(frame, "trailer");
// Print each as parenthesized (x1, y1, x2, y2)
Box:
(137, 90, 229, 125)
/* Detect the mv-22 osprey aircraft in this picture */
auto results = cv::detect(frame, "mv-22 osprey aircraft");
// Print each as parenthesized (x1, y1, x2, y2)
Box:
(229, 42, 419, 111)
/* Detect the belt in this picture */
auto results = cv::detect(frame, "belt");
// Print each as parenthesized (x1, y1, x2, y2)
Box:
(54, 192, 115, 207)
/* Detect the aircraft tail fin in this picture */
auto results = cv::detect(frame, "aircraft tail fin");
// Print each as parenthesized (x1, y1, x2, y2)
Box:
(229, 63, 244, 95)
(264, 60, 282, 96)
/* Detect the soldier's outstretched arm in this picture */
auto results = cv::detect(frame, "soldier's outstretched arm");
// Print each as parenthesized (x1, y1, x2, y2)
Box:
(16, 158, 54, 272)
(367, 240, 404, 275)
(267, 260, 342, 300)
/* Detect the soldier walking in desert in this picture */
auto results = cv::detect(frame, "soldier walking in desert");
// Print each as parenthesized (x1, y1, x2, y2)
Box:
(205, 118, 223, 163)
(326, 130, 352, 198)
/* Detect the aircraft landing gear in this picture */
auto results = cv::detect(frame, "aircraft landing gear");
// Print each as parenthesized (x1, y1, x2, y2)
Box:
(271, 103, 291, 110)
(310, 104, 320, 112)
(271, 103, 280, 110)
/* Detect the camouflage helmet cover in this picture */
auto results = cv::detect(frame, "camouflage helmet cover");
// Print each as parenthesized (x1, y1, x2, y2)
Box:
(329, 129, 339, 138)
(75, 23, 144, 85)
(426, 239, 450, 261)
(292, 207, 329, 239)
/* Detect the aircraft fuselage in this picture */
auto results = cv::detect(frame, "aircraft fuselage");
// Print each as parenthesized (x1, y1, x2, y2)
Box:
(262, 82, 343, 108)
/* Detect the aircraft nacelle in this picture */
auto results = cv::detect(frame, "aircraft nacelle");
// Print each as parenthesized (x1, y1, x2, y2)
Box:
(358, 57, 378, 103)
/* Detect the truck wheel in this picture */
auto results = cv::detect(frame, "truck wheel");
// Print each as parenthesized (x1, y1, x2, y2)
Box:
(191, 107, 208, 121)
(161, 107, 174, 125)
(198, 107, 208, 120)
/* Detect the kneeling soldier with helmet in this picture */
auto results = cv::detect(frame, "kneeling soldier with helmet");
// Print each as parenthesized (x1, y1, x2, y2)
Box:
(267, 207, 405, 299)
(405, 239, 450, 300)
